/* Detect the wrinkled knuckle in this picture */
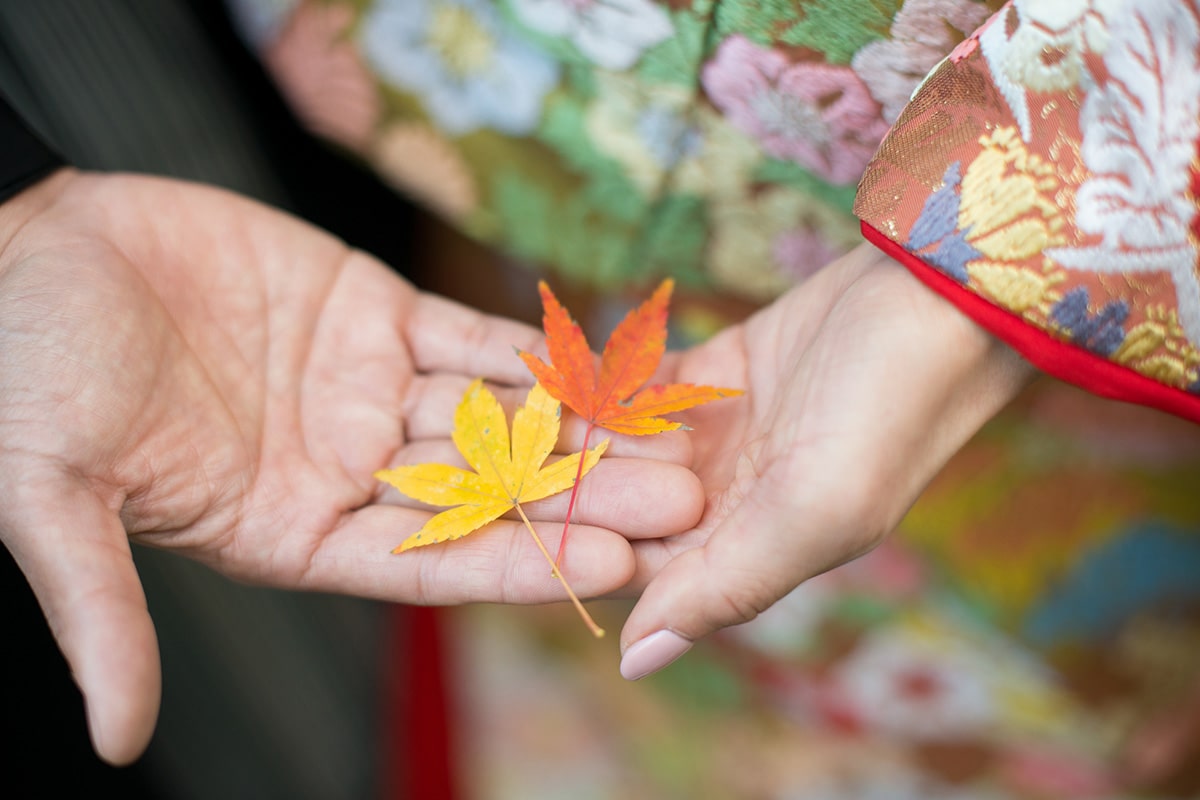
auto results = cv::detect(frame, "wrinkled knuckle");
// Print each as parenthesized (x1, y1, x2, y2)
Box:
(709, 574, 774, 629)
(412, 550, 435, 605)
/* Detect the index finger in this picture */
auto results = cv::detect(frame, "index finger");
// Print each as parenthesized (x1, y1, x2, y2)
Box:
(404, 292, 544, 386)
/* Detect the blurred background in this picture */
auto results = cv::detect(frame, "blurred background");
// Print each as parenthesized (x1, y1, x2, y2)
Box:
(4, 2, 1200, 799)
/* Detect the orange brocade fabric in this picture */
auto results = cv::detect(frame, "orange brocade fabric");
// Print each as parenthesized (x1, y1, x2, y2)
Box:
(854, 0, 1200, 424)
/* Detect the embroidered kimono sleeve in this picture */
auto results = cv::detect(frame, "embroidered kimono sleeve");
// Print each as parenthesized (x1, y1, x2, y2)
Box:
(854, 0, 1200, 424)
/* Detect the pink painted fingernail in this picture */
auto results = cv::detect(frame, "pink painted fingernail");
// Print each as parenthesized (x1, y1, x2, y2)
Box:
(620, 630, 692, 680)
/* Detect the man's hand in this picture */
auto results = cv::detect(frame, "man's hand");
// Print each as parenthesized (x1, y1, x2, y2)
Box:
(618, 243, 1035, 679)
(0, 171, 703, 763)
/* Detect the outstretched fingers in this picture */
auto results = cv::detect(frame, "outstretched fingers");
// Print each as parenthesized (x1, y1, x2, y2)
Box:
(403, 291, 545, 387)
(298, 503, 638, 604)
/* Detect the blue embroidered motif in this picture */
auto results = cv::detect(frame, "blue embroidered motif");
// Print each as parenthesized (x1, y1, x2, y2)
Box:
(1050, 287, 1129, 356)
(908, 163, 963, 251)
(906, 163, 979, 283)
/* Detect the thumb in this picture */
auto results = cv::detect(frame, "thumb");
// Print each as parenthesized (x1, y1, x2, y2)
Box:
(619, 482, 865, 681)
(3, 479, 160, 764)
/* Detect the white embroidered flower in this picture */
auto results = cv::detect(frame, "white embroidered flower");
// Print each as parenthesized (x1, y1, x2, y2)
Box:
(979, 0, 1118, 140)
(835, 624, 996, 740)
(510, 0, 673, 71)
(1046, 0, 1200, 347)
(833, 609, 1066, 742)
(360, 0, 559, 135)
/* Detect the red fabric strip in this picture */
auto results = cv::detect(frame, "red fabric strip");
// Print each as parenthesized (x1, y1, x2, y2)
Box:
(383, 605, 458, 800)
(861, 221, 1200, 425)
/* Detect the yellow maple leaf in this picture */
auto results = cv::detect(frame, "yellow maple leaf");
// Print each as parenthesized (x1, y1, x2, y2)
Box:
(376, 379, 609, 636)
(377, 379, 608, 553)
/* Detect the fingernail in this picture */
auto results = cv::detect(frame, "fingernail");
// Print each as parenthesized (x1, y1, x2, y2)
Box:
(620, 630, 692, 680)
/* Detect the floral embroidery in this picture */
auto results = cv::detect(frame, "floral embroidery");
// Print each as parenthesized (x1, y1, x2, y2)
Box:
(670, 105, 763, 200)
(583, 72, 697, 195)
(262, 2, 381, 150)
(956, 127, 1062, 265)
(708, 185, 861, 300)
(861, 0, 1200, 401)
(1050, 287, 1129, 356)
(1045, 0, 1200, 347)
(831, 611, 1065, 742)
(905, 126, 1065, 297)
(371, 123, 478, 220)
(908, 163, 982, 283)
(978, 0, 1112, 141)
(508, 0, 673, 71)
(702, 35, 889, 185)
(851, 0, 991, 123)
(1113, 307, 1200, 386)
(969, 262, 1065, 316)
(360, 0, 559, 135)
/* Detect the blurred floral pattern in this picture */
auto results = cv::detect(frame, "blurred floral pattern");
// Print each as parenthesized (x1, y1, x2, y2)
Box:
(225, 0, 1200, 796)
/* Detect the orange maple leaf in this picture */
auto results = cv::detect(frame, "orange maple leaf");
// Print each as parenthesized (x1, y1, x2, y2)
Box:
(517, 279, 743, 565)
(519, 279, 742, 436)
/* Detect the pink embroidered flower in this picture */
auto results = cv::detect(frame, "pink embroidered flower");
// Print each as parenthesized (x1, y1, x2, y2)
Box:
(850, 0, 992, 122)
(263, 2, 381, 151)
(701, 35, 889, 185)
(833, 620, 998, 740)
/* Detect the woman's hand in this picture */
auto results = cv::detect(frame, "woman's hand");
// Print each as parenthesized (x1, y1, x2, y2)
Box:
(618, 244, 1034, 679)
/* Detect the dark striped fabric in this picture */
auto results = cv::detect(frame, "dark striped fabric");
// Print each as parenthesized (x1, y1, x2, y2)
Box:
(0, 3, 387, 798)
(0, 0, 285, 199)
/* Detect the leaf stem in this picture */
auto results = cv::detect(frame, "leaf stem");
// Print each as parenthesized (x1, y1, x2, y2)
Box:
(514, 503, 605, 638)
(554, 422, 595, 569)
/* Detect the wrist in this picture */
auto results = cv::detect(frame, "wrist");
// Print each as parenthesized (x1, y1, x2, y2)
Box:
(859, 242, 1036, 405)
(842, 243, 1037, 513)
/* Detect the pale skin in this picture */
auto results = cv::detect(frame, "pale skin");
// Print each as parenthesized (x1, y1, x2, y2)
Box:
(0, 170, 704, 764)
(0, 169, 1034, 765)
(616, 243, 1035, 677)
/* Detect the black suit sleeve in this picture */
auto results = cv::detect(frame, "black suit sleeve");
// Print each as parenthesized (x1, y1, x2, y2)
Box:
(0, 94, 65, 204)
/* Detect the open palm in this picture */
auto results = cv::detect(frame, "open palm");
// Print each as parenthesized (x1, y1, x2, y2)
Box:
(619, 244, 1033, 675)
(0, 171, 701, 762)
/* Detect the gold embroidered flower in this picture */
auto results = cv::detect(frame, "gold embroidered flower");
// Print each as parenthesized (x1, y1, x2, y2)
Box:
(959, 127, 1064, 265)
